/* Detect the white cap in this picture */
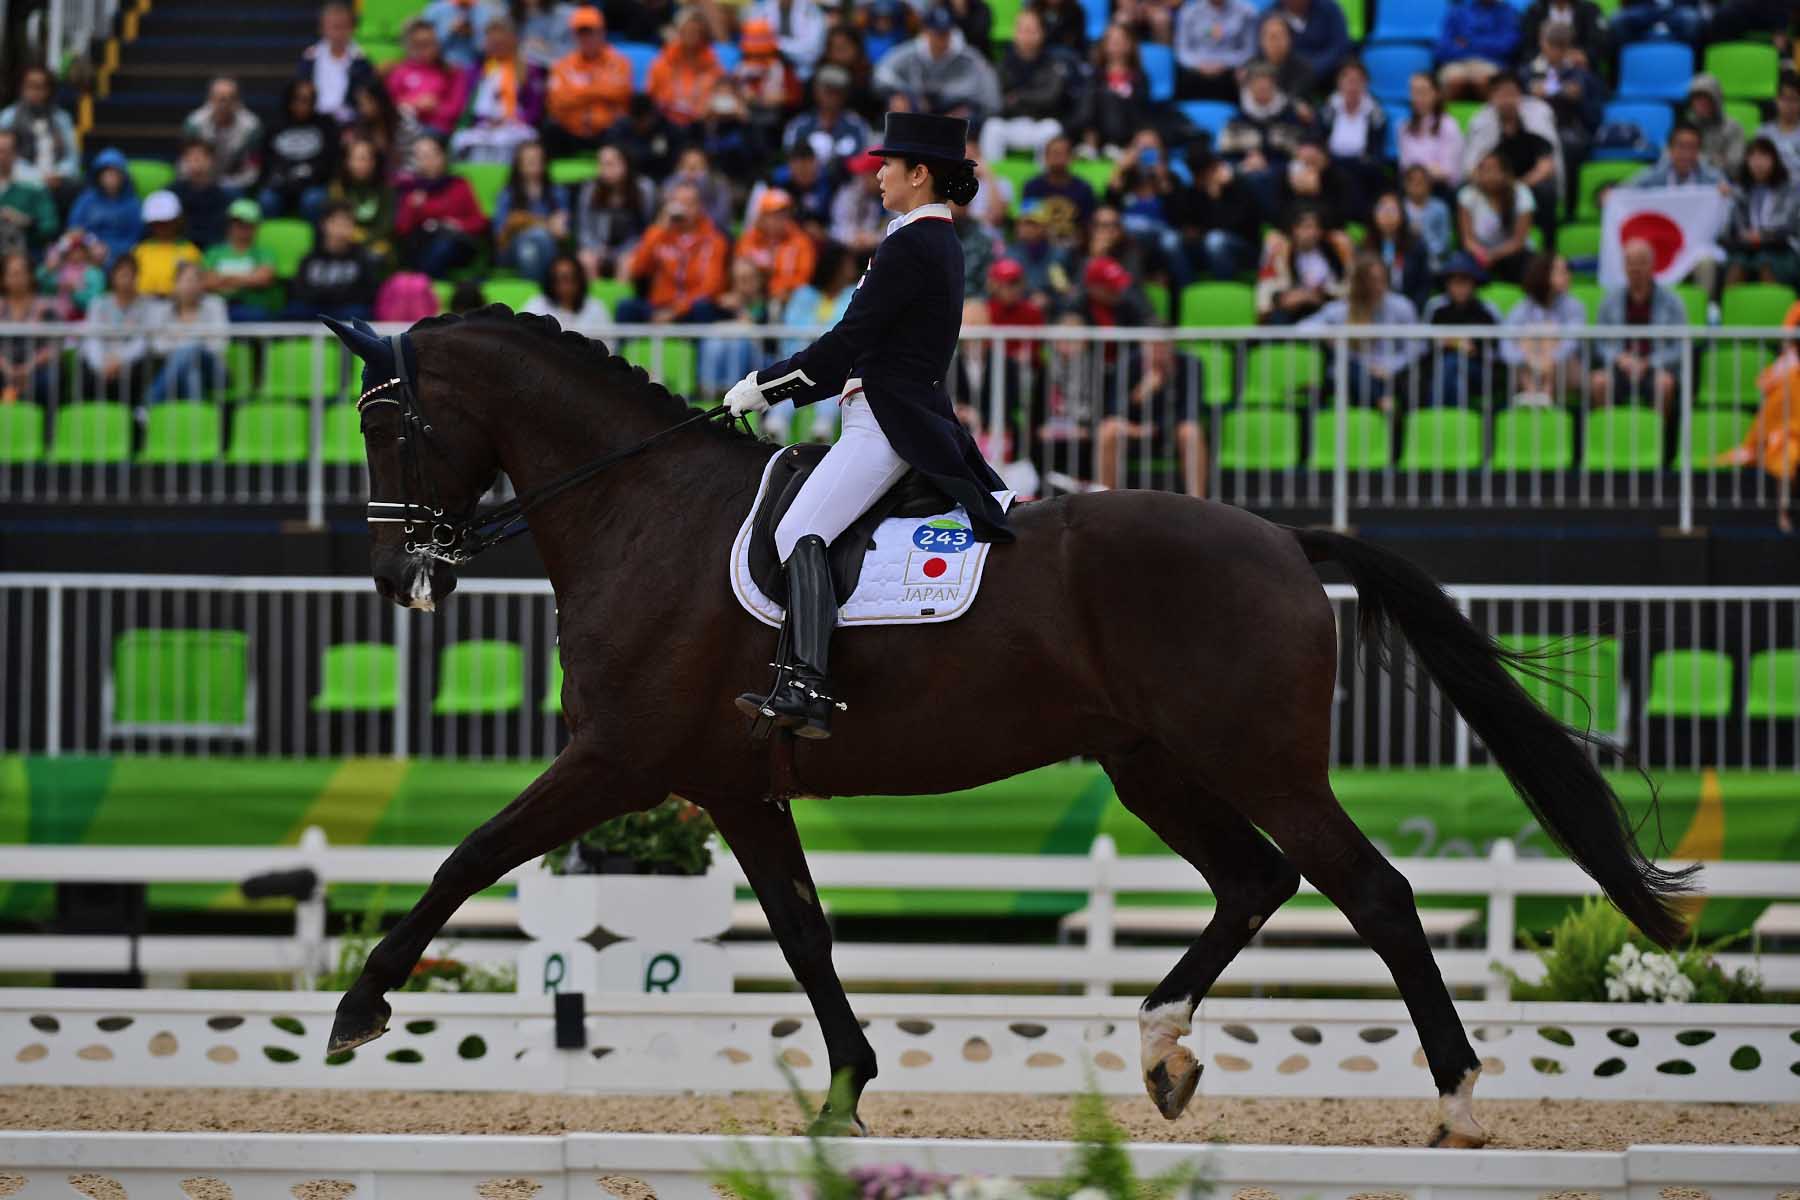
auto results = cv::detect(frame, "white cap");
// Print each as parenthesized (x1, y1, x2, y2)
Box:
(141, 189, 182, 223)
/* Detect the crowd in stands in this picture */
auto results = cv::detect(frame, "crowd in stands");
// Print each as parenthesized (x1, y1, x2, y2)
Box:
(0, 0, 1797, 492)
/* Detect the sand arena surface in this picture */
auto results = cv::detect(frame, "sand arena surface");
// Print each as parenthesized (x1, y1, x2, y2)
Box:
(1, 1087, 1796, 1150)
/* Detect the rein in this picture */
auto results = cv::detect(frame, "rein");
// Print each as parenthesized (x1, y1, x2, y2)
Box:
(357, 332, 742, 565)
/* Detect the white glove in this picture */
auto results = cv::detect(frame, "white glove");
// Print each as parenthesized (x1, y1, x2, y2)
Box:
(724, 372, 768, 417)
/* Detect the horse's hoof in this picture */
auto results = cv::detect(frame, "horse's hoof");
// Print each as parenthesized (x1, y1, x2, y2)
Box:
(326, 995, 391, 1056)
(1428, 1123, 1489, 1149)
(1145, 1048, 1201, 1120)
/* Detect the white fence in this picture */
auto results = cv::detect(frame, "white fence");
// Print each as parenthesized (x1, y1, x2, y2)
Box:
(4, 574, 1798, 769)
(2, 321, 1794, 528)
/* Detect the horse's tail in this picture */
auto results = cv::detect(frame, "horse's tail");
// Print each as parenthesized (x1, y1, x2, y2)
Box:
(1289, 526, 1699, 949)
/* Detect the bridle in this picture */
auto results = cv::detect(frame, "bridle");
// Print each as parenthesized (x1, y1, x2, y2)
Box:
(357, 332, 739, 565)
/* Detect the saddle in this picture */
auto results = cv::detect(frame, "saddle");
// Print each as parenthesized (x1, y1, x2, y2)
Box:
(747, 444, 955, 607)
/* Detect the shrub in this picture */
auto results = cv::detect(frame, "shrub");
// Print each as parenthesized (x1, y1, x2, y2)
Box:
(1503, 896, 1764, 1003)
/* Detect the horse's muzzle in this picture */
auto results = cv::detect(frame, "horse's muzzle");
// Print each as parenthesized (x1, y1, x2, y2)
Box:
(373, 551, 457, 612)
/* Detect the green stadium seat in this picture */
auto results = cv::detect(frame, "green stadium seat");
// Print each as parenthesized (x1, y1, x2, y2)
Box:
(261, 338, 345, 401)
(453, 162, 510, 216)
(313, 643, 399, 712)
(433, 640, 526, 715)
(1704, 41, 1780, 101)
(990, 0, 1024, 43)
(550, 156, 599, 187)
(0, 401, 46, 462)
(256, 218, 315, 279)
(321, 403, 364, 464)
(1491, 406, 1574, 470)
(1069, 157, 1114, 195)
(1720, 282, 1796, 327)
(1723, 100, 1761, 142)
(1141, 281, 1171, 322)
(1559, 223, 1602, 262)
(138, 402, 222, 463)
(1340, 0, 1365, 39)
(112, 629, 249, 729)
(225, 340, 258, 396)
(1478, 282, 1523, 317)
(484, 278, 539, 311)
(126, 158, 173, 196)
(1568, 280, 1606, 321)
(1743, 649, 1800, 719)
(360, 0, 421, 39)
(621, 337, 697, 397)
(1697, 343, 1775, 406)
(1682, 408, 1753, 470)
(990, 156, 1037, 214)
(1498, 634, 1622, 733)
(589, 276, 633, 312)
(1307, 408, 1391, 470)
(431, 279, 456, 311)
(1577, 160, 1640, 222)
(47, 402, 132, 464)
(1582, 406, 1663, 470)
(1240, 343, 1322, 406)
(1446, 100, 1481, 133)
(1399, 408, 1484, 471)
(1178, 281, 1256, 326)
(1673, 282, 1707, 327)
(1217, 409, 1299, 470)
(1644, 649, 1734, 718)
(362, 38, 404, 67)
(543, 652, 564, 713)
(225, 401, 309, 465)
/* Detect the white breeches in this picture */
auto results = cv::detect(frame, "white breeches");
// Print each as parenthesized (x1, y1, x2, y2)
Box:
(773, 386, 909, 562)
(977, 117, 1064, 165)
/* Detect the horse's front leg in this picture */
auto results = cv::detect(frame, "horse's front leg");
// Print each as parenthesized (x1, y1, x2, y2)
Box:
(327, 742, 655, 1055)
(709, 799, 877, 1134)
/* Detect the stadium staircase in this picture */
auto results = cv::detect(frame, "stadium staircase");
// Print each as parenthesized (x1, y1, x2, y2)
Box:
(88, 0, 318, 159)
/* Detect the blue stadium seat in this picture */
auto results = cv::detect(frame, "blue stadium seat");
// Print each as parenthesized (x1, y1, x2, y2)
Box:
(1616, 42, 1694, 102)
(1364, 44, 1433, 105)
(1595, 101, 1673, 160)
(1369, 0, 1448, 43)
(1178, 100, 1236, 139)
(1080, 0, 1109, 43)
(712, 42, 740, 72)
(615, 41, 659, 90)
(1140, 42, 1175, 103)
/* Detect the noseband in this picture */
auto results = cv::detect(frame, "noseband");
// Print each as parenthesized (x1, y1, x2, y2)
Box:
(357, 332, 739, 566)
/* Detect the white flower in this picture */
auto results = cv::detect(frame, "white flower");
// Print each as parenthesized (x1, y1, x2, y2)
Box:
(1069, 1189, 1111, 1200)
(424, 976, 460, 992)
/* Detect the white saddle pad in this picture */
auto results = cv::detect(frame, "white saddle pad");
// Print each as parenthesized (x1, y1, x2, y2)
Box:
(729, 445, 1015, 628)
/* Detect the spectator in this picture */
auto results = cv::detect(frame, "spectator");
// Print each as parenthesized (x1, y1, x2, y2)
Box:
(451, 17, 547, 162)
(617, 180, 729, 323)
(146, 260, 228, 405)
(393, 134, 488, 276)
(343, 81, 400, 167)
(1723, 137, 1800, 289)
(1277, 140, 1353, 230)
(1022, 132, 1098, 242)
(954, 197, 1000, 296)
(1518, 0, 1608, 75)
(448, 278, 487, 312)
(1006, 200, 1078, 312)
(290, 203, 381, 320)
(745, 0, 829, 76)
(1525, 23, 1604, 210)
(1365, 190, 1431, 311)
(1075, 23, 1154, 154)
(0, 129, 57, 257)
(971, 256, 1048, 427)
(0, 66, 81, 207)
(1467, 74, 1560, 250)
(873, 6, 1003, 126)
(1458, 150, 1535, 283)
(37, 229, 107, 318)
(1077, 256, 1201, 495)
(607, 93, 681, 181)
(387, 19, 472, 141)
(1707, 0, 1794, 42)
(203, 198, 283, 321)
(1503, 251, 1586, 404)
(1170, 150, 1261, 279)
(170, 141, 233, 250)
(1400, 72, 1464, 191)
(1271, 0, 1352, 87)
(695, 79, 767, 183)
(424, 0, 502, 68)
(829, 150, 887, 256)
(863, 0, 912, 66)
(1609, 0, 1704, 48)
(574, 143, 653, 280)
(1630, 123, 1728, 294)
(1402, 162, 1455, 267)
(491, 141, 568, 285)
(1302, 252, 1424, 409)
(1113, 0, 1178, 64)
(736, 188, 815, 304)
(79, 255, 161, 404)
(966, 136, 1018, 237)
(1246, 13, 1315, 118)
(1591, 238, 1685, 411)
(943, 0, 997, 52)
(1435, 0, 1520, 101)
(649, 7, 726, 127)
(545, 7, 634, 155)
(1758, 74, 1800, 179)
(515, 0, 574, 69)
(0, 250, 59, 404)
(328, 138, 396, 261)
(133, 191, 204, 297)
(1104, 130, 1186, 284)
(658, 145, 734, 232)
(67, 148, 141, 265)
(820, 25, 877, 113)
(769, 240, 862, 440)
(1175, 0, 1260, 103)
(981, 8, 1083, 163)
(782, 65, 872, 173)
(1320, 58, 1389, 225)
(1034, 0, 1091, 55)
(182, 77, 264, 192)
(524, 251, 609, 328)
(699, 256, 772, 393)
(749, 139, 835, 234)
(1256, 205, 1350, 323)
(299, 1, 377, 124)
(736, 19, 803, 150)
(258, 79, 339, 221)
(600, 0, 676, 42)
(1716, 298, 1800, 529)
(1217, 62, 1312, 213)
(1685, 74, 1747, 179)
(1423, 251, 1501, 407)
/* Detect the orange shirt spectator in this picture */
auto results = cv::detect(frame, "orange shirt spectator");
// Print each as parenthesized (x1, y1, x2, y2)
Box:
(734, 189, 815, 303)
(547, 8, 634, 140)
(647, 10, 724, 126)
(625, 183, 729, 318)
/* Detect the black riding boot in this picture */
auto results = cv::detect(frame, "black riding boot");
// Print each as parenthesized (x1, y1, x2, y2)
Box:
(734, 535, 841, 739)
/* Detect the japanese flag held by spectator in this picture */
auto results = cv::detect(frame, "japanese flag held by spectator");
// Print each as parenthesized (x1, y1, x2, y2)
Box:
(1598, 186, 1728, 288)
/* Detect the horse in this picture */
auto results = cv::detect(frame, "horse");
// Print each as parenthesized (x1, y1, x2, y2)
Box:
(319, 308, 1696, 1147)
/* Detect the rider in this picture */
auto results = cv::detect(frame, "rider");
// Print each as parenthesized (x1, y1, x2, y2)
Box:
(726, 112, 1015, 740)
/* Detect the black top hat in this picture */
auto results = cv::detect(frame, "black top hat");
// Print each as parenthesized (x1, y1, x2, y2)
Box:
(868, 111, 970, 164)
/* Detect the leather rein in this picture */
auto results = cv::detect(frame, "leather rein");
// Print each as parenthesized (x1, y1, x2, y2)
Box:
(356, 332, 740, 565)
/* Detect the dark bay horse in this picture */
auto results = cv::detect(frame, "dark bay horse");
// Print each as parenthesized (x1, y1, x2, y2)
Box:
(322, 309, 1695, 1147)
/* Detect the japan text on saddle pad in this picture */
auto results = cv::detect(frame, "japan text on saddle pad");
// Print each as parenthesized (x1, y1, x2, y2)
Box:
(729, 443, 1014, 628)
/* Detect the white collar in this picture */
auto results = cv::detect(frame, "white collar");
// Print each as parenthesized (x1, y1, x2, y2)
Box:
(886, 202, 952, 235)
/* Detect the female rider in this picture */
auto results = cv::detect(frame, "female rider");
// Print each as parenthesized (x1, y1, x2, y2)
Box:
(725, 112, 1014, 740)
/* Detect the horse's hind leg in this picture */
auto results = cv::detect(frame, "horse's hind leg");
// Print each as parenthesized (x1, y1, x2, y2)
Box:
(1099, 745, 1301, 1121)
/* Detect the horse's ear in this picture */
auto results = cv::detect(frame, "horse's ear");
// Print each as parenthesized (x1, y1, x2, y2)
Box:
(320, 315, 388, 366)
